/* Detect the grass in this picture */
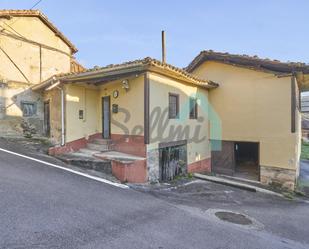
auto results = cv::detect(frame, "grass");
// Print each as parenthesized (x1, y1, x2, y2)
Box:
(301, 141, 309, 160)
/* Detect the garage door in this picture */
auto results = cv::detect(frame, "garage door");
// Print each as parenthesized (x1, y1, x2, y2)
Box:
(211, 140, 235, 176)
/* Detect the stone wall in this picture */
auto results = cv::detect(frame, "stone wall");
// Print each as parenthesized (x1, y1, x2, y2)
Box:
(260, 165, 297, 191)
(0, 83, 44, 137)
(147, 147, 160, 183)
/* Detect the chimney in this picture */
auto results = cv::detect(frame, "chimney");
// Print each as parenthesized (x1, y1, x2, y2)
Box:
(161, 30, 166, 63)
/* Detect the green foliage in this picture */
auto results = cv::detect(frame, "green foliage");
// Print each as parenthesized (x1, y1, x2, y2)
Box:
(301, 141, 309, 160)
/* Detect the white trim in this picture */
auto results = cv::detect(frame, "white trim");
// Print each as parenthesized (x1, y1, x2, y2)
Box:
(0, 147, 129, 189)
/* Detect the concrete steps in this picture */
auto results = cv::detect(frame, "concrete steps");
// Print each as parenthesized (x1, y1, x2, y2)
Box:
(92, 138, 113, 145)
(86, 138, 113, 152)
(56, 152, 112, 174)
(86, 143, 109, 151)
(55, 139, 118, 178)
(79, 148, 101, 156)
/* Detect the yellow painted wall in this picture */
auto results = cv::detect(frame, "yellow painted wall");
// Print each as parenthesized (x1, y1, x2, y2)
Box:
(192, 61, 301, 170)
(98, 76, 145, 136)
(64, 75, 145, 143)
(148, 72, 210, 165)
(65, 84, 99, 143)
(295, 79, 302, 176)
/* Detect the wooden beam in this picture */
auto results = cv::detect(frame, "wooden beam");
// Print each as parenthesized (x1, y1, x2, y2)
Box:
(0, 45, 30, 83)
(39, 45, 42, 82)
(144, 72, 150, 144)
(159, 140, 187, 149)
(0, 30, 72, 57)
(61, 68, 146, 84)
(291, 75, 296, 133)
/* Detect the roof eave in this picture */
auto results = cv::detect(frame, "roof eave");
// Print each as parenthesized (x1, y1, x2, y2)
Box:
(0, 10, 78, 53)
(147, 65, 216, 89)
(186, 51, 309, 75)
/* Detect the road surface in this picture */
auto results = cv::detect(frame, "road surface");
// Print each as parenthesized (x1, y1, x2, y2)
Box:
(0, 145, 309, 249)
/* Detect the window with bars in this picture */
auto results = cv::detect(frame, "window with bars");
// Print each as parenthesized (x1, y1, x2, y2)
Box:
(189, 97, 198, 119)
(21, 101, 37, 117)
(169, 93, 179, 119)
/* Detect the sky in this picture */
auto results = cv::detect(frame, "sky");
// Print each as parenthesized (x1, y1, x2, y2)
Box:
(1, 0, 309, 69)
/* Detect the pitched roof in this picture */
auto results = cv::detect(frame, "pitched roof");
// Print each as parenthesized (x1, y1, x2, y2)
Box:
(70, 59, 86, 73)
(186, 50, 309, 74)
(0, 9, 77, 53)
(32, 57, 218, 91)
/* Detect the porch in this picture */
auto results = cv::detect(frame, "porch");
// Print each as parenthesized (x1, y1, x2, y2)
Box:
(54, 137, 147, 183)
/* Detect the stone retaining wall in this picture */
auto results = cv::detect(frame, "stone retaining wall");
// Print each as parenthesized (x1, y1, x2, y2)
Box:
(260, 165, 296, 190)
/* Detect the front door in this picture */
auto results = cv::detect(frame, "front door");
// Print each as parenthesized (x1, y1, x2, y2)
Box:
(44, 101, 50, 137)
(102, 96, 111, 139)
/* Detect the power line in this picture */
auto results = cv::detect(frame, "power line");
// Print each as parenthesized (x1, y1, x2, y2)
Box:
(8, 0, 44, 27)
(1, 22, 26, 39)
(0, 45, 31, 83)
(0, 30, 72, 57)
(0, 0, 45, 41)
(30, 0, 44, 10)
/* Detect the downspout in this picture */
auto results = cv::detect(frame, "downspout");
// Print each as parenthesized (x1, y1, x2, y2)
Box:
(60, 87, 65, 146)
(56, 85, 65, 146)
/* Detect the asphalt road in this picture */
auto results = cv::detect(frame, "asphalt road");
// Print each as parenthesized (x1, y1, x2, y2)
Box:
(0, 147, 309, 249)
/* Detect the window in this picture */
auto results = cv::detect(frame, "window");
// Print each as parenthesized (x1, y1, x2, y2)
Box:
(79, 110, 84, 119)
(21, 101, 37, 117)
(169, 93, 179, 119)
(189, 97, 198, 119)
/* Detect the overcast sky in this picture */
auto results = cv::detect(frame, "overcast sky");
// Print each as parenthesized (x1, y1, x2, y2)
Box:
(1, 0, 309, 69)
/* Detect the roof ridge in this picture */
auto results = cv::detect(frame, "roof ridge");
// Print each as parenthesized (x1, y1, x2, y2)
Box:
(76, 57, 215, 85)
(35, 57, 218, 89)
(186, 49, 309, 73)
(199, 50, 308, 65)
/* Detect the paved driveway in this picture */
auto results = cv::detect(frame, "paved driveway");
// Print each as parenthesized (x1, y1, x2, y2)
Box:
(0, 143, 309, 248)
(299, 160, 309, 195)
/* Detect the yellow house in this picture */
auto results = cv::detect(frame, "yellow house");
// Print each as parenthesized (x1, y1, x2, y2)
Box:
(3, 10, 309, 190)
(187, 50, 309, 190)
(0, 10, 82, 135)
(33, 58, 218, 183)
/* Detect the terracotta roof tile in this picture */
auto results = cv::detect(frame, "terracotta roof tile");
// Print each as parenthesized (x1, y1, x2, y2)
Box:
(61, 57, 217, 87)
(186, 50, 309, 74)
(34, 57, 218, 91)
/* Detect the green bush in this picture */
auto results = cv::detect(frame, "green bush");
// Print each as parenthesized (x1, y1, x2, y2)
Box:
(301, 141, 309, 160)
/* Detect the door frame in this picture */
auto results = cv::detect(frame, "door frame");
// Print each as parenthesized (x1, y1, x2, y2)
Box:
(102, 96, 111, 139)
(159, 140, 188, 181)
(234, 141, 260, 181)
(43, 100, 50, 137)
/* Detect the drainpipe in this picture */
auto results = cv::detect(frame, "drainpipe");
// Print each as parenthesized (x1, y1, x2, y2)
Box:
(161, 30, 166, 63)
(56, 85, 65, 146)
(60, 87, 65, 146)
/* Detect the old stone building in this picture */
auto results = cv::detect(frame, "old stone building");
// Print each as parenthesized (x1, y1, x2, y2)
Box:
(0, 10, 83, 136)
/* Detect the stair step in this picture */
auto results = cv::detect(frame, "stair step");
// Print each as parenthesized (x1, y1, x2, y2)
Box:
(79, 148, 101, 155)
(56, 154, 112, 174)
(86, 143, 110, 151)
(92, 138, 113, 145)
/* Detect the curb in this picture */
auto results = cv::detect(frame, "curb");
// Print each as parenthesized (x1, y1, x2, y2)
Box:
(193, 173, 283, 197)
(0, 147, 129, 190)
